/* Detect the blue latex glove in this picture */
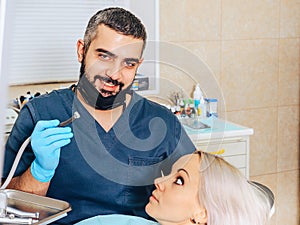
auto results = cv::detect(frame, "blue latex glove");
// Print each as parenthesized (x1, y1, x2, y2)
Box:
(30, 119, 73, 182)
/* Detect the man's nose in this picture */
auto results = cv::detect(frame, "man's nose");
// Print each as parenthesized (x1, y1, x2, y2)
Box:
(106, 63, 123, 80)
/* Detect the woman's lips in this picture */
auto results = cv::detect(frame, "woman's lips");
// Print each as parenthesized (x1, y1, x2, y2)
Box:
(150, 193, 159, 203)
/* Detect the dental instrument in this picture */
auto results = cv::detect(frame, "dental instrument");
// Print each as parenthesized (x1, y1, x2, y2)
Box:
(0, 216, 39, 224)
(58, 111, 80, 127)
(6, 206, 39, 219)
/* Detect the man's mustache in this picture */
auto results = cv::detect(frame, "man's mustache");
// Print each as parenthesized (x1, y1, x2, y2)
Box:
(94, 75, 123, 87)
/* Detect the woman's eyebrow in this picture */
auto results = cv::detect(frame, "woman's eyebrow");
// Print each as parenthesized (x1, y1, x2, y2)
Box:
(177, 168, 190, 178)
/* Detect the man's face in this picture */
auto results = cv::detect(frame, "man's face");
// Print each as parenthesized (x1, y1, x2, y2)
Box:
(78, 24, 144, 97)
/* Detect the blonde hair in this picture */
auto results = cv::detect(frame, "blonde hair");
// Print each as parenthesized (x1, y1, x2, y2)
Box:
(195, 151, 271, 225)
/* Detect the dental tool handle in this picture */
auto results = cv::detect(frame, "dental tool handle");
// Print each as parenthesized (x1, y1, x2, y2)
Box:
(0, 216, 38, 224)
(58, 111, 80, 127)
(6, 206, 39, 219)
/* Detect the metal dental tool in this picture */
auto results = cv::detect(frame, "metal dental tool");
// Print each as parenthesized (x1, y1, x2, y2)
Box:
(6, 206, 39, 219)
(0, 216, 39, 224)
(58, 111, 80, 127)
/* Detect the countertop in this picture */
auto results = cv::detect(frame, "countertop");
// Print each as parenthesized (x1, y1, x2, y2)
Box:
(180, 116, 254, 141)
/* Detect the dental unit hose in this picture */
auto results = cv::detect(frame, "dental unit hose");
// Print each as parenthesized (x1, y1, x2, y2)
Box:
(0, 112, 80, 190)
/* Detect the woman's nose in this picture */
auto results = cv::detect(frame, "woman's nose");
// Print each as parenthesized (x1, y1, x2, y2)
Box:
(154, 177, 166, 191)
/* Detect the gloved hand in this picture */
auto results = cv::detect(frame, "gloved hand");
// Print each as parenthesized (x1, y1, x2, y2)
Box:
(30, 119, 73, 182)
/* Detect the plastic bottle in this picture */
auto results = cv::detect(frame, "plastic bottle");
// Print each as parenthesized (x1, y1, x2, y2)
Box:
(189, 104, 196, 118)
(179, 100, 185, 115)
(199, 97, 207, 118)
(193, 84, 202, 110)
(206, 98, 218, 117)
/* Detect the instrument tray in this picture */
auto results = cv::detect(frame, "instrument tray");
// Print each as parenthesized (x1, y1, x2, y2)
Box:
(0, 189, 71, 224)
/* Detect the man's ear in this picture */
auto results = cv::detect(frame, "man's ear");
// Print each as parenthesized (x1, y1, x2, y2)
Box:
(192, 208, 207, 224)
(138, 58, 144, 66)
(77, 39, 85, 63)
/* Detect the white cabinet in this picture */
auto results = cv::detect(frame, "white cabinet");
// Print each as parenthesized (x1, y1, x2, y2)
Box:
(192, 136, 249, 178)
(183, 118, 253, 179)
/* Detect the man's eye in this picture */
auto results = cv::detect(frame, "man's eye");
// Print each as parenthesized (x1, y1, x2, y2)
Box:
(99, 53, 110, 60)
(174, 176, 184, 185)
(125, 61, 137, 68)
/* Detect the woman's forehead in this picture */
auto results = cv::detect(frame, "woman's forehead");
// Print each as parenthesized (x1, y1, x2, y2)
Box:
(172, 154, 200, 172)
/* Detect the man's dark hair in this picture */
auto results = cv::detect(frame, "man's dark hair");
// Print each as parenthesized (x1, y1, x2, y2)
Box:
(83, 7, 147, 55)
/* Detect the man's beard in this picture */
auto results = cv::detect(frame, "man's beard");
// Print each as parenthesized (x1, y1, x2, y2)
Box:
(76, 61, 133, 110)
(79, 59, 125, 95)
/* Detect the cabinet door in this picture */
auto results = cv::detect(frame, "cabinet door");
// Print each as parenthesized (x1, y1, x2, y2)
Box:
(195, 141, 246, 156)
(195, 140, 247, 173)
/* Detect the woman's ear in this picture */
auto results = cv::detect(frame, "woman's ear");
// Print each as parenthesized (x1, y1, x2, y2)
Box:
(192, 208, 207, 224)
(77, 39, 85, 63)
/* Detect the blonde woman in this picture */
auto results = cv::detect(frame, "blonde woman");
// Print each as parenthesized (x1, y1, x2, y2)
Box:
(76, 151, 273, 225)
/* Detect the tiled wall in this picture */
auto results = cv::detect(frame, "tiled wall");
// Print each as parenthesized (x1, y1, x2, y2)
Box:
(7, 1, 299, 224)
(159, 0, 299, 224)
